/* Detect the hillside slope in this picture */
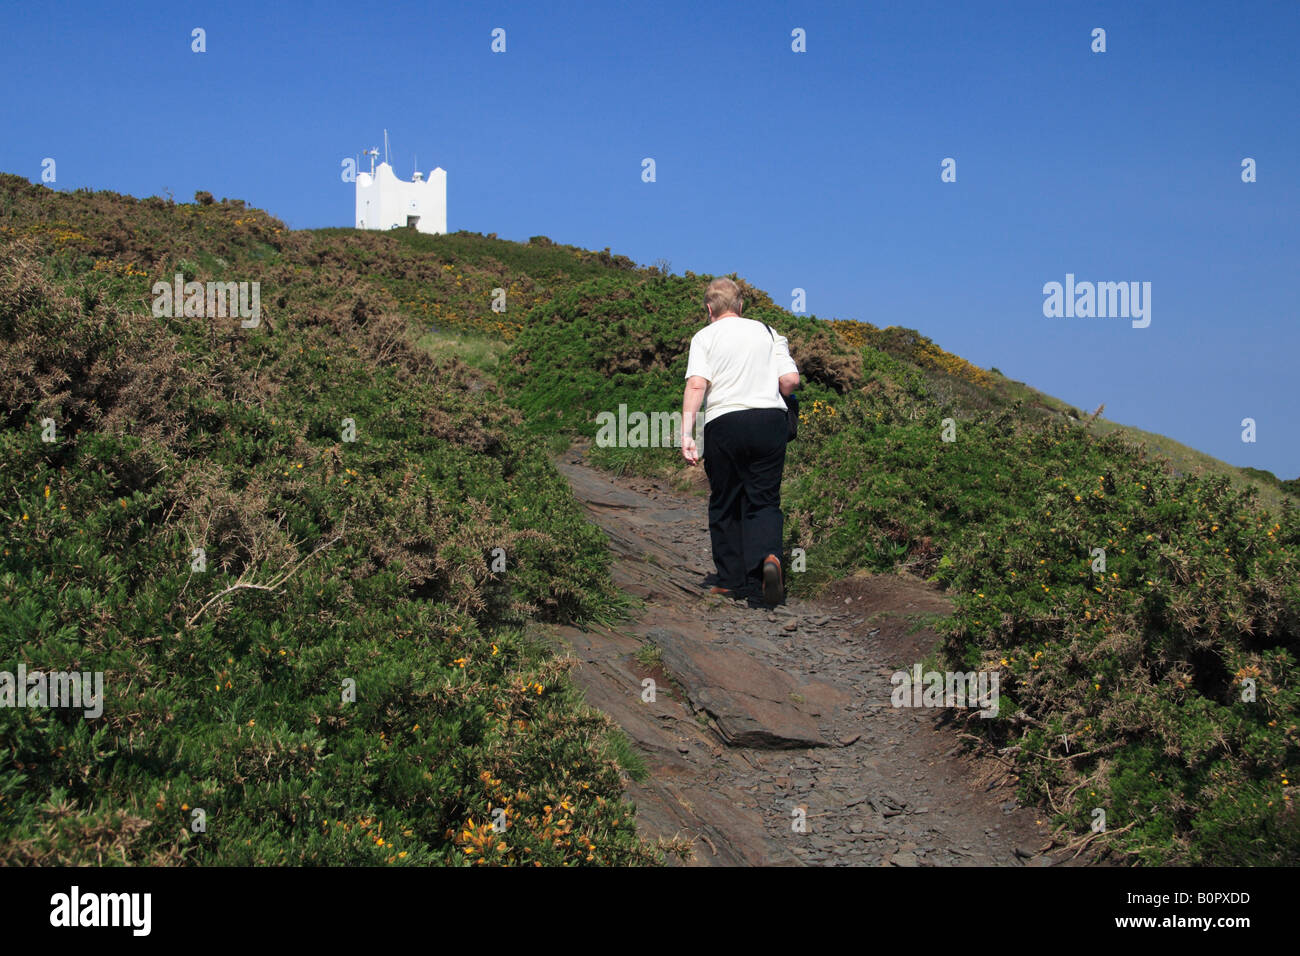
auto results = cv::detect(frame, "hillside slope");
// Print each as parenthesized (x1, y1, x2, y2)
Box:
(2, 174, 1295, 864)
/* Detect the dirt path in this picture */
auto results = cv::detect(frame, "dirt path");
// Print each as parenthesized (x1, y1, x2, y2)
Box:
(541, 442, 1079, 867)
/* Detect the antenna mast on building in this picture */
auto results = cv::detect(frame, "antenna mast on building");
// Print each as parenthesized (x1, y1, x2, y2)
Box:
(365, 147, 378, 176)
(383, 129, 390, 166)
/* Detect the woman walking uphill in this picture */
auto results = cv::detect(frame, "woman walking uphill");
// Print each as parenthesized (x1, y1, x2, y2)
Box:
(680, 277, 800, 606)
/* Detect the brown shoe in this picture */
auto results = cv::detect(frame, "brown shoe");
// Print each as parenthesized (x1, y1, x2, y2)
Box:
(761, 555, 784, 606)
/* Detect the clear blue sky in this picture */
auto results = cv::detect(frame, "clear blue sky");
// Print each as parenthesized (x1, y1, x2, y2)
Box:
(4, 0, 1296, 478)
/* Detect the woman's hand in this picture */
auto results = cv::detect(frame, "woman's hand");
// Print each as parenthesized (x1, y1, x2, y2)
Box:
(681, 435, 699, 465)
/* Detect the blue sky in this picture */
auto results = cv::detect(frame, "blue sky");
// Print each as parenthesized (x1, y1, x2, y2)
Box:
(3, 0, 1296, 477)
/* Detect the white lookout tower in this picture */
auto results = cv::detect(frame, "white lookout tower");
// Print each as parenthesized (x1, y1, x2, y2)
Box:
(355, 132, 446, 234)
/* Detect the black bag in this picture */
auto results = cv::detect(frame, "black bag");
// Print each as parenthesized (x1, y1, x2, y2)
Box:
(765, 324, 799, 441)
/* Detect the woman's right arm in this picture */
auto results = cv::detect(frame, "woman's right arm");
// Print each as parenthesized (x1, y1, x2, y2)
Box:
(772, 329, 799, 396)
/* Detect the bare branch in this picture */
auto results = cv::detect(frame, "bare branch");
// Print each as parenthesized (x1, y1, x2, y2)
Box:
(186, 533, 342, 628)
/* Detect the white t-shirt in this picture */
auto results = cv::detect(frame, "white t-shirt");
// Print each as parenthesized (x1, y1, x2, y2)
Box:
(684, 315, 799, 427)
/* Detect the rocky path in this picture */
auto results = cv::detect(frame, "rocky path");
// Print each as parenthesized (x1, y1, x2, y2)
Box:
(541, 442, 1077, 867)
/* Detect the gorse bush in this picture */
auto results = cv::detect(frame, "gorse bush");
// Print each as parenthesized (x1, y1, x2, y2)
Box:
(934, 439, 1299, 864)
(0, 174, 660, 865)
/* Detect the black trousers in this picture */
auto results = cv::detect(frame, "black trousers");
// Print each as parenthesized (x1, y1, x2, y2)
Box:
(702, 407, 787, 591)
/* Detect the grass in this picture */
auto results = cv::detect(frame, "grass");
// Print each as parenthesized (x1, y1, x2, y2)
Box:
(904, 613, 948, 637)
(414, 327, 506, 372)
(604, 728, 648, 782)
(635, 643, 663, 670)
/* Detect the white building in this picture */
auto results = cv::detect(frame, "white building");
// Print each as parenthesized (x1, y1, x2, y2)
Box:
(355, 157, 446, 235)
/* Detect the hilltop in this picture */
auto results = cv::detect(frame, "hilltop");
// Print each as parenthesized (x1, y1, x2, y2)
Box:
(1, 173, 1296, 865)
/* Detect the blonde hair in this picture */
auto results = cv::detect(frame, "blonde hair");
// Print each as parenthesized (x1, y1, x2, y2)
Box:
(704, 277, 744, 317)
